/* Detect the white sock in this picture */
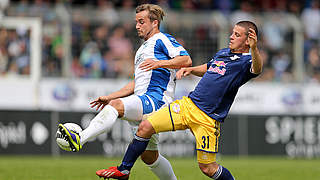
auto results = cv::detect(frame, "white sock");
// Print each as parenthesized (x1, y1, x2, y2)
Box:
(79, 105, 118, 146)
(148, 154, 177, 180)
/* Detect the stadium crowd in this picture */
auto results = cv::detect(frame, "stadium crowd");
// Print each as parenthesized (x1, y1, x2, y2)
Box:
(0, 0, 319, 82)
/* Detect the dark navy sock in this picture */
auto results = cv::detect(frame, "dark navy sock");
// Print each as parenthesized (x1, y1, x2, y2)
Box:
(118, 135, 150, 171)
(212, 165, 235, 180)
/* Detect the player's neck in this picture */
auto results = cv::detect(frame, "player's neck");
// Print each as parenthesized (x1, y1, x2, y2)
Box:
(230, 46, 249, 54)
(144, 29, 160, 41)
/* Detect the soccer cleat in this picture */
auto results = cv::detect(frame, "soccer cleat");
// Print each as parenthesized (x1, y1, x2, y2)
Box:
(58, 124, 82, 152)
(96, 166, 130, 180)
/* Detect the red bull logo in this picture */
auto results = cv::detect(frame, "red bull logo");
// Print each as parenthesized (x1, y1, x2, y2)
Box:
(214, 61, 227, 67)
(208, 60, 227, 75)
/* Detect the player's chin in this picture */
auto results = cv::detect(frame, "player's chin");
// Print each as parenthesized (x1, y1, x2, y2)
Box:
(138, 33, 145, 39)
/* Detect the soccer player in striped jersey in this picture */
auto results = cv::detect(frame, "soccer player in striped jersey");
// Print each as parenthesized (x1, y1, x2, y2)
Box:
(58, 4, 191, 180)
(97, 21, 263, 179)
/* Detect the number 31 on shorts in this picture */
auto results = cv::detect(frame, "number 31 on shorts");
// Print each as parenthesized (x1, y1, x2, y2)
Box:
(201, 136, 210, 149)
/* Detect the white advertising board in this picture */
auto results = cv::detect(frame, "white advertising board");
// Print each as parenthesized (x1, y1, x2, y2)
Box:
(0, 78, 37, 110)
(38, 78, 130, 111)
(1, 78, 319, 115)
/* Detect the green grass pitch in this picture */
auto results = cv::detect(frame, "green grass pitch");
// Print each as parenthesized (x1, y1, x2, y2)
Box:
(0, 155, 319, 180)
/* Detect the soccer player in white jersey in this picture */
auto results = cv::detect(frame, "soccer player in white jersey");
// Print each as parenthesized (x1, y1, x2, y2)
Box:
(58, 4, 192, 180)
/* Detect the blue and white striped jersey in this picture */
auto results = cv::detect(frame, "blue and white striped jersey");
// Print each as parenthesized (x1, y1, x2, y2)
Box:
(134, 32, 189, 111)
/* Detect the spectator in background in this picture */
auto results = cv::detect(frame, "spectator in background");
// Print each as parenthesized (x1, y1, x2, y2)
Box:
(301, 0, 320, 82)
(0, 46, 8, 75)
(288, 0, 302, 17)
(80, 41, 105, 78)
(4, 0, 315, 83)
(307, 44, 320, 82)
(30, 0, 49, 18)
(6, 61, 19, 77)
(301, 0, 320, 43)
(6, 29, 31, 76)
(121, 0, 135, 10)
(50, 35, 63, 76)
(15, 38, 30, 75)
(230, 1, 255, 26)
(272, 50, 292, 82)
(93, 24, 110, 55)
(107, 26, 134, 78)
(71, 57, 85, 78)
(215, 0, 232, 15)
(97, 0, 119, 26)
(102, 51, 118, 78)
(0, 28, 9, 75)
(262, 14, 288, 51)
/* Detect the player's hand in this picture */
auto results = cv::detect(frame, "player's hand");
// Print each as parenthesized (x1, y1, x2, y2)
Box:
(248, 28, 257, 49)
(139, 59, 160, 71)
(90, 96, 111, 111)
(176, 67, 192, 79)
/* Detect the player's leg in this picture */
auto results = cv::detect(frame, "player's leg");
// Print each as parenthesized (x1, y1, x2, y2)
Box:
(96, 99, 187, 179)
(187, 102, 235, 179)
(198, 157, 219, 177)
(125, 95, 177, 179)
(80, 94, 146, 148)
(96, 121, 155, 179)
(58, 98, 123, 152)
(198, 160, 235, 180)
(144, 151, 177, 180)
(79, 99, 123, 146)
(141, 135, 177, 180)
(195, 131, 234, 179)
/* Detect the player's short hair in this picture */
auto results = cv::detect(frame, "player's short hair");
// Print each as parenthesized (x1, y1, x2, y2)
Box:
(236, 21, 258, 38)
(136, 4, 165, 28)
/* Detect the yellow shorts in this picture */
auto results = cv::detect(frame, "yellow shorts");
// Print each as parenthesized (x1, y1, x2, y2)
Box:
(148, 96, 220, 164)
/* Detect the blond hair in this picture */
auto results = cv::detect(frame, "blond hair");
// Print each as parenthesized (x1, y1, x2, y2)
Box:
(136, 4, 165, 28)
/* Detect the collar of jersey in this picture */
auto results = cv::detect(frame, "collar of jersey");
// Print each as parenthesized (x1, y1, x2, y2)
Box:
(228, 48, 251, 56)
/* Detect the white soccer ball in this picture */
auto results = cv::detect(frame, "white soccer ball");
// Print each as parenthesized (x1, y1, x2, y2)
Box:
(56, 123, 82, 152)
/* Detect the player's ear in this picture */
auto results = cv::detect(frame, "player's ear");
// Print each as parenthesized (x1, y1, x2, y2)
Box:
(245, 35, 250, 46)
(152, 20, 158, 28)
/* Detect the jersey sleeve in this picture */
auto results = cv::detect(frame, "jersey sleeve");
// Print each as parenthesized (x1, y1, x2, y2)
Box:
(241, 59, 259, 83)
(154, 34, 189, 60)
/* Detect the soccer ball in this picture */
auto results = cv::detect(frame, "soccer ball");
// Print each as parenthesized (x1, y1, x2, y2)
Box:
(56, 123, 82, 151)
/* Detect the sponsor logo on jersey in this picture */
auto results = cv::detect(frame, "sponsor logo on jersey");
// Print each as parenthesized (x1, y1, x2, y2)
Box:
(208, 60, 227, 75)
(135, 53, 144, 65)
(230, 55, 240, 60)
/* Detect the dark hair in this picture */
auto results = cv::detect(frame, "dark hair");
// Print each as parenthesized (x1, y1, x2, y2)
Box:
(136, 4, 165, 28)
(236, 21, 258, 38)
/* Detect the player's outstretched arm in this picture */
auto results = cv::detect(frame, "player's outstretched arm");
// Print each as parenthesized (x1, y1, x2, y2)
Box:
(176, 64, 207, 79)
(248, 28, 263, 74)
(139, 55, 192, 71)
(90, 80, 135, 111)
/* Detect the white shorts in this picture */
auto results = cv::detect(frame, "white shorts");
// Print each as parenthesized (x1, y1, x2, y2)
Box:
(120, 94, 160, 151)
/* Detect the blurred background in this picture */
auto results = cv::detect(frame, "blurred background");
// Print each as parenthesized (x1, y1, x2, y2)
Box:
(0, 0, 319, 158)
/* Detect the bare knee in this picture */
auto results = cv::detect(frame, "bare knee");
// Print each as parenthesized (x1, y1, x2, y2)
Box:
(136, 120, 155, 138)
(109, 99, 124, 117)
(141, 150, 159, 165)
(198, 162, 219, 177)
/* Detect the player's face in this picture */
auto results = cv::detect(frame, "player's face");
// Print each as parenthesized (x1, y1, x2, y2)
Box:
(135, 10, 157, 40)
(229, 25, 249, 53)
